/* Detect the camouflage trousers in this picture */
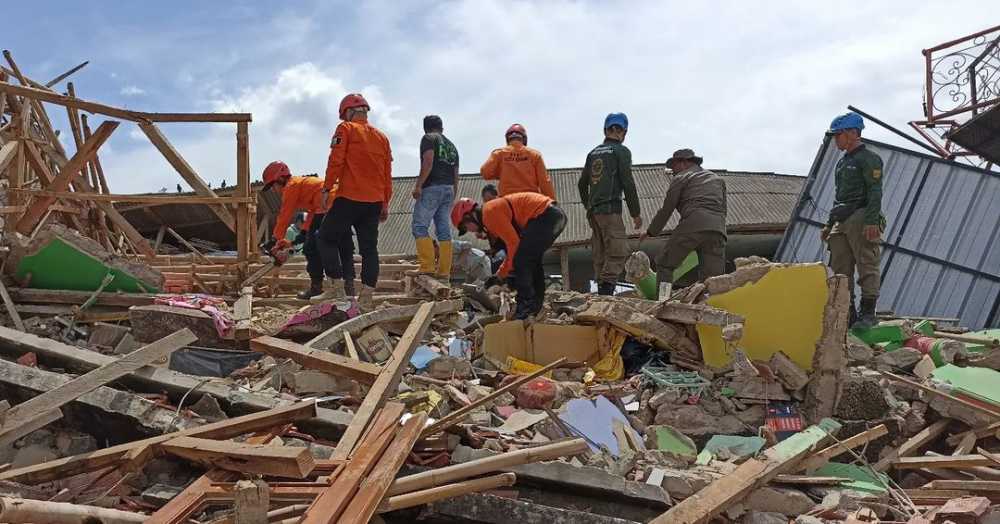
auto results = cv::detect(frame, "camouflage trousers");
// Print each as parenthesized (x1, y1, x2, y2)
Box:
(828, 209, 881, 300)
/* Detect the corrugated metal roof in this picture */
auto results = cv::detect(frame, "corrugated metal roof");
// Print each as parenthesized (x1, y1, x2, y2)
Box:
(776, 137, 1000, 329)
(121, 164, 803, 257)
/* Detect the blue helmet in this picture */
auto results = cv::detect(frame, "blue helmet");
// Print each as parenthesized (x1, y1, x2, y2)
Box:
(828, 112, 864, 134)
(604, 112, 629, 131)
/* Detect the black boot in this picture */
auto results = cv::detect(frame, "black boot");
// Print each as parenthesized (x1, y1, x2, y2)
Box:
(597, 282, 615, 296)
(852, 297, 878, 330)
(297, 277, 323, 300)
(344, 279, 356, 297)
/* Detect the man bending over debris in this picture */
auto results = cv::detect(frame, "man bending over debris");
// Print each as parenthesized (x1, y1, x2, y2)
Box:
(579, 112, 642, 295)
(411, 115, 459, 281)
(318, 93, 393, 305)
(641, 148, 727, 299)
(261, 161, 345, 299)
(480, 124, 556, 199)
(452, 193, 566, 319)
(822, 111, 884, 329)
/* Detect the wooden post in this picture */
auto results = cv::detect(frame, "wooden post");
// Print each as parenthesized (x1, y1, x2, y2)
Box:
(234, 479, 269, 524)
(236, 121, 251, 262)
(559, 246, 571, 291)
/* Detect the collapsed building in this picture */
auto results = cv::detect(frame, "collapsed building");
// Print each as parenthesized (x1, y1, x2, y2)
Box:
(0, 23, 998, 524)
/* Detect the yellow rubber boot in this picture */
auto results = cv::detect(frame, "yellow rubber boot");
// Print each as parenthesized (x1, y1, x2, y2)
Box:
(437, 240, 453, 281)
(415, 237, 436, 273)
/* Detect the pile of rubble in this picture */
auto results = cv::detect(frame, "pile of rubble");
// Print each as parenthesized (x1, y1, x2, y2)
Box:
(0, 250, 999, 523)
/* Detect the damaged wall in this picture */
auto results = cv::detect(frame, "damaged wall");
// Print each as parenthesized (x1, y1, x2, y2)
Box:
(777, 136, 1000, 329)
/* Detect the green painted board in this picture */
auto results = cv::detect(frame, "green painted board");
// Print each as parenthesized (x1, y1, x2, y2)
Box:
(651, 425, 698, 458)
(853, 323, 908, 345)
(965, 328, 1000, 354)
(815, 463, 888, 495)
(673, 251, 699, 282)
(931, 364, 1000, 406)
(14, 238, 159, 293)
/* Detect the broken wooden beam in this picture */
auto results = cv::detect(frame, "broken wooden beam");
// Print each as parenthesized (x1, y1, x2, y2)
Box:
(301, 403, 405, 524)
(799, 423, 888, 473)
(873, 418, 952, 472)
(0, 328, 196, 446)
(0, 496, 146, 524)
(332, 303, 437, 460)
(306, 299, 462, 350)
(880, 371, 1000, 420)
(411, 274, 450, 299)
(338, 412, 429, 523)
(892, 454, 1000, 470)
(380, 473, 517, 513)
(234, 479, 269, 524)
(649, 418, 841, 524)
(575, 300, 700, 355)
(420, 357, 567, 438)
(250, 336, 381, 385)
(0, 400, 315, 484)
(388, 438, 588, 496)
(160, 436, 316, 479)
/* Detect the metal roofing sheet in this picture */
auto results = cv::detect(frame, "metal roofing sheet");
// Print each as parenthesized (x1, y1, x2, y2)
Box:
(775, 137, 1000, 329)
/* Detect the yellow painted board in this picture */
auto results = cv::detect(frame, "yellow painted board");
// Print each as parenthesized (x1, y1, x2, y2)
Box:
(697, 264, 828, 370)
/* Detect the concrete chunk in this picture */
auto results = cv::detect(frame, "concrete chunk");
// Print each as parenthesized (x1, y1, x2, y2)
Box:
(129, 304, 225, 346)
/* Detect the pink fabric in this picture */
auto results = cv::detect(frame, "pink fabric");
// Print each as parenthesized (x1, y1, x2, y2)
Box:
(154, 294, 234, 338)
(280, 301, 360, 331)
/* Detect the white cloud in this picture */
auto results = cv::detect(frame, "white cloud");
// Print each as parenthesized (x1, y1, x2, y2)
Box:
(119, 85, 145, 96)
(96, 1, 997, 195)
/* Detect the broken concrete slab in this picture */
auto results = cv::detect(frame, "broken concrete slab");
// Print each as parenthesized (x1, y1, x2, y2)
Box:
(874, 346, 923, 371)
(9, 224, 164, 292)
(576, 300, 699, 356)
(422, 492, 644, 524)
(654, 404, 745, 442)
(739, 511, 788, 524)
(129, 304, 225, 346)
(287, 370, 360, 396)
(87, 322, 131, 349)
(742, 486, 815, 516)
(648, 301, 745, 327)
(803, 275, 849, 424)
(769, 351, 810, 392)
(835, 370, 893, 421)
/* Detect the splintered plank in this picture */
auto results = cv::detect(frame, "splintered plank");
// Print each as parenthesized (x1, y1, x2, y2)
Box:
(0, 401, 315, 485)
(872, 419, 951, 472)
(15, 120, 119, 235)
(306, 299, 462, 350)
(332, 303, 437, 460)
(300, 403, 405, 524)
(339, 412, 429, 523)
(0, 328, 197, 445)
(160, 436, 315, 478)
(250, 336, 381, 385)
(650, 418, 841, 524)
(893, 454, 997, 470)
(799, 424, 888, 472)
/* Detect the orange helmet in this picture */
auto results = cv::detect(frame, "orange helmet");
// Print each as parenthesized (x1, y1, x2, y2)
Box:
(505, 123, 527, 145)
(261, 161, 291, 190)
(451, 198, 480, 235)
(339, 93, 370, 120)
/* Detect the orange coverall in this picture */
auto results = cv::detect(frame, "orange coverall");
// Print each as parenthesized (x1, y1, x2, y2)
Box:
(480, 143, 555, 199)
(482, 192, 554, 278)
(272, 176, 333, 240)
(324, 120, 393, 205)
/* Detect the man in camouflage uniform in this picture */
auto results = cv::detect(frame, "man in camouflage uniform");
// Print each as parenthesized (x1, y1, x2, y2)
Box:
(822, 111, 884, 329)
(578, 113, 642, 295)
(641, 148, 727, 299)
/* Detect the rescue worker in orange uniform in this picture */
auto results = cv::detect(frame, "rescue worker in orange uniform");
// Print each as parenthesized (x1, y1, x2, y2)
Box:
(480, 124, 556, 199)
(317, 93, 393, 305)
(452, 193, 566, 319)
(261, 161, 348, 299)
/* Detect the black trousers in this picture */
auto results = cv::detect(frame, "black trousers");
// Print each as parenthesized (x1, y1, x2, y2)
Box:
(303, 213, 354, 281)
(512, 205, 567, 318)
(318, 197, 381, 287)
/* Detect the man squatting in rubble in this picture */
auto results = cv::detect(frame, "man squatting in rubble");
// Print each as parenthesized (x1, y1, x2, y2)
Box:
(411, 115, 460, 281)
(579, 112, 643, 295)
(480, 183, 508, 273)
(822, 111, 884, 329)
(452, 192, 566, 319)
(641, 148, 728, 299)
(317, 93, 394, 305)
(260, 161, 346, 300)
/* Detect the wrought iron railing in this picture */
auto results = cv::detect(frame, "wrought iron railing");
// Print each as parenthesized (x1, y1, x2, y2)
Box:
(909, 25, 1000, 165)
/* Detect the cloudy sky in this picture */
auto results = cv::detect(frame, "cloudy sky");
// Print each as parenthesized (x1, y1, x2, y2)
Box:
(4, 1, 993, 193)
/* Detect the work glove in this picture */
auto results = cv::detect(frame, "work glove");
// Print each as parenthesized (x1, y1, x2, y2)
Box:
(271, 239, 291, 256)
(261, 238, 277, 254)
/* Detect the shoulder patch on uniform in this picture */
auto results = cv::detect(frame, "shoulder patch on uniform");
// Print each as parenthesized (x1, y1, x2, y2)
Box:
(871, 169, 881, 180)
(331, 135, 341, 147)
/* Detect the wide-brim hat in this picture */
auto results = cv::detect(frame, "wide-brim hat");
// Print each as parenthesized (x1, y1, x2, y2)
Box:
(665, 148, 703, 169)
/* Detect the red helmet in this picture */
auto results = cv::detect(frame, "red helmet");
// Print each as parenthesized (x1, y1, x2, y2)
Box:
(505, 123, 527, 145)
(261, 161, 291, 190)
(339, 93, 370, 120)
(451, 198, 480, 234)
